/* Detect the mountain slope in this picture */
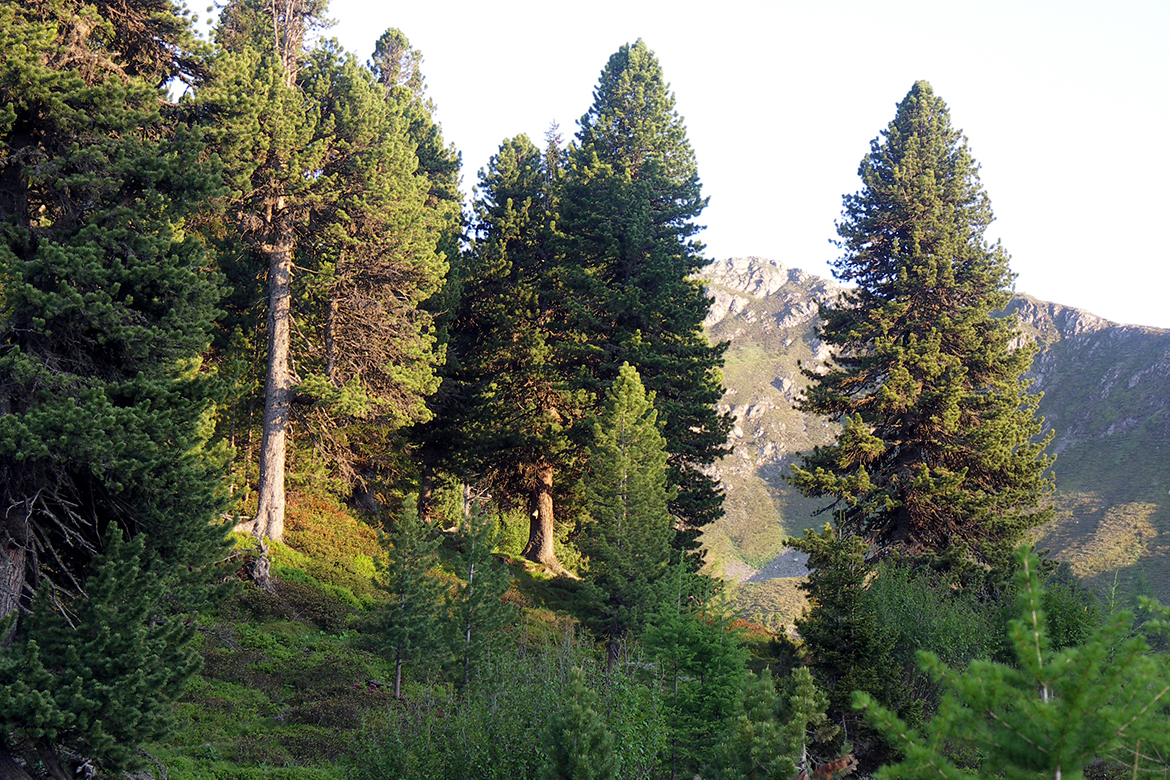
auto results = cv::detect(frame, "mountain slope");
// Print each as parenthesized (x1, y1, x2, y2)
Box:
(701, 257, 1170, 600)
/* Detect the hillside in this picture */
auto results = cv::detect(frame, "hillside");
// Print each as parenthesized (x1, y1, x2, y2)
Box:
(701, 257, 1170, 602)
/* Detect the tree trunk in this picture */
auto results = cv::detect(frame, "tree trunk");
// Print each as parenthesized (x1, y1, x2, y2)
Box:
(394, 654, 403, 700)
(522, 463, 562, 573)
(254, 230, 294, 543)
(0, 504, 29, 642)
(0, 748, 34, 780)
(606, 628, 622, 671)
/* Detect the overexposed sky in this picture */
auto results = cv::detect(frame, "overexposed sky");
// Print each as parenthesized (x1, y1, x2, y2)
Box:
(314, 0, 1168, 328)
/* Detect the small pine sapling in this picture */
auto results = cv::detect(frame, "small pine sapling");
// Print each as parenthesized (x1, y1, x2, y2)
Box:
(856, 546, 1170, 780)
(539, 667, 617, 780)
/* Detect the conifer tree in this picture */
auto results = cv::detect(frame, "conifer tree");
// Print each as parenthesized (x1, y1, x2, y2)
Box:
(455, 134, 581, 571)
(562, 40, 731, 559)
(539, 667, 618, 780)
(791, 526, 898, 717)
(717, 666, 845, 780)
(0, 528, 203, 779)
(645, 566, 748, 777)
(375, 504, 447, 699)
(790, 81, 1052, 567)
(203, 3, 447, 538)
(579, 364, 673, 665)
(450, 504, 516, 688)
(858, 546, 1170, 780)
(0, 0, 226, 623)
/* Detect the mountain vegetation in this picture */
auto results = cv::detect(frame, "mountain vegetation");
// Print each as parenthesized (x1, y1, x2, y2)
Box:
(1, 1, 1167, 779)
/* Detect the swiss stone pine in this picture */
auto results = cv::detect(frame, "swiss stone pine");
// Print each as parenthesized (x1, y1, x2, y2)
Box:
(789, 81, 1053, 569)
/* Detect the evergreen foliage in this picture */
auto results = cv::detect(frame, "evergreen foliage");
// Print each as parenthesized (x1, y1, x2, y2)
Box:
(203, 0, 447, 540)
(858, 546, 1170, 780)
(453, 133, 581, 570)
(716, 666, 845, 780)
(790, 81, 1053, 567)
(579, 364, 673, 663)
(539, 667, 618, 780)
(374, 504, 447, 698)
(561, 40, 731, 559)
(791, 525, 898, 716)
(0, 528, 202, 778)
(644, 565, 748, 776)
(450, 504, 517, 688)
(0, 0, 227, 619)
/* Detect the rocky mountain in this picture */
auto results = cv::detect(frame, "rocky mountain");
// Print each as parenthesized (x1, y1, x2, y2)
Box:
(700, 257, 1170, 601)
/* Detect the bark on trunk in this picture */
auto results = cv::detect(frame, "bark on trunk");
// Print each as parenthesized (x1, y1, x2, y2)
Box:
(0, 748, 34, 780)
(254, 233, 293, 544)
(325, 290, 340, 385)
(0, 504, 29, 643)
(522, 463, 562, 573)
(606, 628, 623, 671)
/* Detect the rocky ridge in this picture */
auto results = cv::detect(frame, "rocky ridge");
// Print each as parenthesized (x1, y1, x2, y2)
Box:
(700, 257, 1170, 598)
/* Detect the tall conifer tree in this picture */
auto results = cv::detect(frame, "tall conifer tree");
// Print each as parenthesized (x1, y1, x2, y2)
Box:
(790, 81, 1053, 567)
(562, 40, 731, 560)
(456, 134, 581, 571)
(204, 3, 447, 538)
(0, 0, 225, 619)
(0, 0, 225, 771)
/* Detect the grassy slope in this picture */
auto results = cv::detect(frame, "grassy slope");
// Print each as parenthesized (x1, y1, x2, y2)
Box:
(149, 492, 782, 778)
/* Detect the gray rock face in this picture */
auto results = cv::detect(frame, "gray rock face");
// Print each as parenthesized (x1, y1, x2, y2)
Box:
(699, 259, 1170, 592)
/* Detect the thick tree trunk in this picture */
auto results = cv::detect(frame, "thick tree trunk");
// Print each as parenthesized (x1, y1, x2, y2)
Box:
(0, 748, 34, 780)
(254, 232, 294, 543)
(0, 505, 29, 643)
(522, 463, 562, 573)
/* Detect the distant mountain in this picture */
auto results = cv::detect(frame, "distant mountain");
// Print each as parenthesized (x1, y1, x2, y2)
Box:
(700, 257, 1170, 601)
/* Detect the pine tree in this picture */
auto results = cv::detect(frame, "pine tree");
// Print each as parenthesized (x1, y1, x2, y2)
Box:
(203, 3, 447, 538)
(791, 526, 898, 718)
(857, 546, 1170, 780)
(0, 528, 203, 779)
(450, 504, 516, 688)
(644, 565, 748, 778)
(790, 81, 1053, 567)
(0, 0, 226, 621)
(561, 40, 731, 560)
(579, 363, 673, 665)
(452, 133, 582, 571)
(539, 667, 618, 780)
(717, 666, 846, 780)
(374, 503, 448, 699)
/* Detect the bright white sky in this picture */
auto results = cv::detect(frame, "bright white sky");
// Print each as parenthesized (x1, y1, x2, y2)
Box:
(313, 0, 1168, 328)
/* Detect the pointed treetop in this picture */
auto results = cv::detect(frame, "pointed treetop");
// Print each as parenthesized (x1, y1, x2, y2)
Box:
(576, 39, 696, 180)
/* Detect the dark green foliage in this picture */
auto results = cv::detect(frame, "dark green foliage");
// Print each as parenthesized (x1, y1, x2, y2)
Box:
(790, 81, 1053, 567)
(561, 40, 731, 558)
(858, 546, 1170, 780)
(0, 0, 227, 620)
(540, 667, 618, 780)
(715, 666, 843, 780)
(450, 505, 517, 687)
(578, 364, 673, 662)
(791, 526, 898, 716)
(0, 528, 202, 776)
(449, 133, 582, 566)
(373, 504, 447, 698)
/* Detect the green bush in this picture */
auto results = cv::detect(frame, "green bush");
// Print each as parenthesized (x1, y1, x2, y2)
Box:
(350, 635, 665, 780)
